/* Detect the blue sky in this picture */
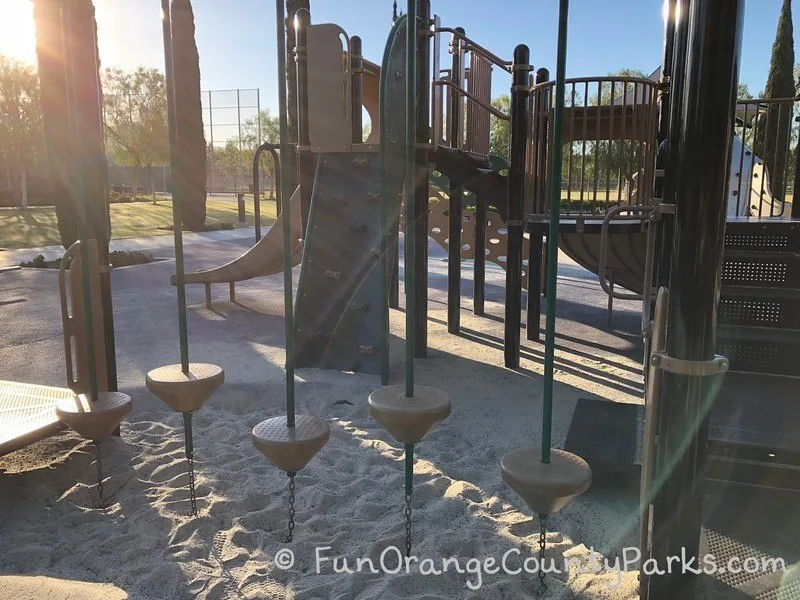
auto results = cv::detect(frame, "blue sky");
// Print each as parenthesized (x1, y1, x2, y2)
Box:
(1, 0, 797, 123)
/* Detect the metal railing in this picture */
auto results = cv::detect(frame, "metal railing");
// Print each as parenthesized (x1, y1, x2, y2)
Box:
(731, 96, 798, 218)
(431, 19, 510, 156)
(526, 76, 660, 218)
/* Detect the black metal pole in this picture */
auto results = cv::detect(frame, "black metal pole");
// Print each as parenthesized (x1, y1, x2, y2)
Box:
(447, 27, 464, 334)
(657, 0, 679, 147)
(503, 46, 530, 369)
(252, 143, 282, 242)
(648, 2, 744, 600)
(654, 0, 690, 292)
(792, 125, 800, 218)
(526, 67, 549, 342)
(351, 36, 363, 144)
(253, 145, 263, 241)
(294, 8, 314, 237)
(413, 0, 430, 358)
(473, 188, 486, 315)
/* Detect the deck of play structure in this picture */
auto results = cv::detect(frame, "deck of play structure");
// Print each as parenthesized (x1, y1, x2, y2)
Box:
(2, 1, 799, 599)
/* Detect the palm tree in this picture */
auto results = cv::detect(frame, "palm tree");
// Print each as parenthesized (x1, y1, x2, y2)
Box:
(171, 0, 206, 230)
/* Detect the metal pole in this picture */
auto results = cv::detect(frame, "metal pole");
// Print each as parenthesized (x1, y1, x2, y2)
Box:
(503, 45, 531, 369)
(253, 143, 262, 242)
(351, 36, 363, 144)
(161, 0, 190, 373)
(447, 27, 464, 334)
(237, 89, 243, 194)
(280, 3, 302, 426)
(655, 0, 690, 291)
(541, 0, 569, 462)
(526, 67, 550, 342)
(63, 3, 99, 403)
(207, 90, 214, 194)
(792, 121, 800, 218)
(405, 0, 418, 397)
(413, 0, 430, 359)
(648, 1, 744, 599)
(257, 88, 262, 145)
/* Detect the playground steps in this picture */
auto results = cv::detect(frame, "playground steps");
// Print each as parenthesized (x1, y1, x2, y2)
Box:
(430, 147, 509, 219)
(293, 152, 383, 375)
(709, 219, 800, 490)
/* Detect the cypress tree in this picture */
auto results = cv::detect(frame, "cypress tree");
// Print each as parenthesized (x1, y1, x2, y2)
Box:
(34, 0, 109, 252)
(171, 0, 207, 230)
(757, 0, 795, 198)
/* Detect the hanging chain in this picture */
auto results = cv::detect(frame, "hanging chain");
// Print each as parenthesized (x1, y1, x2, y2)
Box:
(404, 493, 413, 557)
(536, 514, 548, 597)
(186, 453, 197, 516)
(285, 472, 296, 544)
(93, 440, 107, 509)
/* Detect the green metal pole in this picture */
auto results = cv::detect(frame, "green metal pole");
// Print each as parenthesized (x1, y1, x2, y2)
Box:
(276, 0, 295, 426)
(404, 0, 417, 398)
(541, 0, 570, 464)
(161, 0, 190, 374)
(63, 5, 99, 404)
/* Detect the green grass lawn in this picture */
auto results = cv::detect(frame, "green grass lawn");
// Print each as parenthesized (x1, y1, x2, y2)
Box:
(0, 199, 278, 250)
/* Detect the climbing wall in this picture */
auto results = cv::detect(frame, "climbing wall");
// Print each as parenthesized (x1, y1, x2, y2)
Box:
(426, 192, 531, 284)
(294, 152, 383, 374)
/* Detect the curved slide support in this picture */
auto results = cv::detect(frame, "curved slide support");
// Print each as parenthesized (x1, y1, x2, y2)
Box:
(170, 186, 304, 301)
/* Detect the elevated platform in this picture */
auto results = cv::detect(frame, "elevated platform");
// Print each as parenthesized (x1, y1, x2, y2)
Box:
(0, 381, 74, 456)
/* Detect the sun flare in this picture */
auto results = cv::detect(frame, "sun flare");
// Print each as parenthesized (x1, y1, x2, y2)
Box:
(0, 0, 37, 65)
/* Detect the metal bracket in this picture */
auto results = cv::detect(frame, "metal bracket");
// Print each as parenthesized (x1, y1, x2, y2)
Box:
(650, 353, 729, 376)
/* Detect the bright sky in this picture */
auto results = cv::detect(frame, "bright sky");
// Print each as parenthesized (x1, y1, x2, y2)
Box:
(0, 0, 797, 113)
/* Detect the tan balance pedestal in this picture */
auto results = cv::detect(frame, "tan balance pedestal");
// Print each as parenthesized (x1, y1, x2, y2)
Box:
(368, 385, 452, 444)
(501, 448, 592, 515)
(145, 363, 224, 412)
(252, 414, 331, 473)
(56, 392, 132, 440)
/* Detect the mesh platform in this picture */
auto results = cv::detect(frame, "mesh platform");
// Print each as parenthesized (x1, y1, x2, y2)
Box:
(563, 398, 641, 468)
(0, 381, 73, 456)
(699, 481, 800, 599)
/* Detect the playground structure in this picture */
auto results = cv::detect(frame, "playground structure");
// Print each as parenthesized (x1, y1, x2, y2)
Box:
(1, 1, 797, 598)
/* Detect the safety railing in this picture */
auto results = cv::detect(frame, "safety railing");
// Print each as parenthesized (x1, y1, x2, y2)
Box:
(526, 76, 660, 218)
(431, 18, 510, 157)
(731, 96, 799, 218)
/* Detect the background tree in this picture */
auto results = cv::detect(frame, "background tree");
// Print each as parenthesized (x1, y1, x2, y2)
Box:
(241, 108, 280, 186)
(754, 0, 795, 197)
(0, 56, 44, 209)
(171, 0, 206, 230)
(102, 67, 169, 196)
(489, 94, 510, 158)
(215, 139, 248, 191)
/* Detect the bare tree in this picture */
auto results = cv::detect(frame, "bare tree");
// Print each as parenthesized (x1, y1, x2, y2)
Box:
(0, 56, 43, 209)
(103, 67, 169, 196)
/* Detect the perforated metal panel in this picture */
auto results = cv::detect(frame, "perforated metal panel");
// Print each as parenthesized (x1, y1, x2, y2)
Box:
(718, 295, 800, 328)
(721, 254, 798, 288)
(717, 339, 800, 377)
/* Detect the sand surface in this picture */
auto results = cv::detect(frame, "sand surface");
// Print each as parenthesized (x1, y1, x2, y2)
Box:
(0, 240, 645, 599)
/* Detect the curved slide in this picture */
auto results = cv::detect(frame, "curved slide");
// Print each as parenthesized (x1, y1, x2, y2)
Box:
(170, 185, 303, 288)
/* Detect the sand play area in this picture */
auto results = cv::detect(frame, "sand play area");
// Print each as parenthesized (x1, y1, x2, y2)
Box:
(0, 237, 647, 599)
